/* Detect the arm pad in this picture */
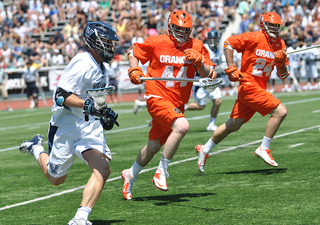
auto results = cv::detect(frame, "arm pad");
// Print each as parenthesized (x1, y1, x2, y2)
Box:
(55, 87, 73, 106)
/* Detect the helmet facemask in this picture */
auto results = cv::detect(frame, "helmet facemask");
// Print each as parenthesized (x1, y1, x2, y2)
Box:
(262, 21, 281, 40)
(168, 24, 192, 45)
(207, 37, 218, 49)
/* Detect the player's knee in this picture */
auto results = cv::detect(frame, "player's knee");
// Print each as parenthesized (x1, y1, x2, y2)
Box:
(49, 177, 66, 186)
(214, 98, 222, 106)
(174, 118, 189, 134)
(101, 166, 111, 181)
(274, 104, 287, 120)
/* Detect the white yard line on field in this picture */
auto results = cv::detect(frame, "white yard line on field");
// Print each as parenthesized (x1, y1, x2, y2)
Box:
(0, 124, 319, 211)
(289, 143, 304, 148)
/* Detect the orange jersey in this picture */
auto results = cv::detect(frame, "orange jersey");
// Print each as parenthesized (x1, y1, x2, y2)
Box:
(132, 34, 214, 105)
(226, 31, 289, 89)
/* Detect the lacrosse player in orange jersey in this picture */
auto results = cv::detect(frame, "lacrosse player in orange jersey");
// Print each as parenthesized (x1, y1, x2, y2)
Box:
(195, 12, 290, 172)
(121, 10, 216, 200)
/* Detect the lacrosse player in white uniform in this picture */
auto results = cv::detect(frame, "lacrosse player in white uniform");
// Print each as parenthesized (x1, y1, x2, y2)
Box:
(19, 22, 120, 225)
(302, 38, 319, 90)
(287, 39, 302, 92)
(185, 30, 223, 131)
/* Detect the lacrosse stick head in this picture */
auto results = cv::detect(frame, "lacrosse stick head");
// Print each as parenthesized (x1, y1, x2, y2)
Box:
(86, 86, 115, 107)
(198, 78, 223, 92)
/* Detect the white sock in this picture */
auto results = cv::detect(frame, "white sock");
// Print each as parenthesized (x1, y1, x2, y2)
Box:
(130, 160, 144, 179)
(261, 136, 272, 150)
(158, 156, 171, 173)
(184, 104, 188, 110)
(203, 138, 217, 155)
(33, 145, 46, 161)
(74, 206, 92, 220)
(209, 117, 216, 124)
(139, 101, 147, 107)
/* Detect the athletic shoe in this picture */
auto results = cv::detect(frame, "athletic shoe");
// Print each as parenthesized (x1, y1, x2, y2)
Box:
(121, 169, 135, 200)
(206, 123, 218, 131)
(254, 146, 278, 167)
(196, 145, 210, 173)
(133, 99, 140, 114)
(152, 168, 168, 191)
(6, 107, 13, 111)
(19, 134, 43, 156)
(68, 218, 92, 225)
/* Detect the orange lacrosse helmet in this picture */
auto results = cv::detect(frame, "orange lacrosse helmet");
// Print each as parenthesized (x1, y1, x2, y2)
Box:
(167, 10, 192, 46)
(259, 12, 282, 40)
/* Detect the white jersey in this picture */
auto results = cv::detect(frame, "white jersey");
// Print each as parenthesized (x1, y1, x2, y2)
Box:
(204, 43, 226, 75)
(287, 46, 301, 69)
(50, 52, 108, 127)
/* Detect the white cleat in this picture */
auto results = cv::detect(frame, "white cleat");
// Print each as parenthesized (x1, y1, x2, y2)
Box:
(121, 169, 135, 200)
(19, 134, 43, 156)
(152, 168, 168, 191)
(254, 146, 278, 167)
(67, 218, 92, 225)
(196, 145, 210, 173)
(133, 99, 140, 114)
(206, 123, 218, 131)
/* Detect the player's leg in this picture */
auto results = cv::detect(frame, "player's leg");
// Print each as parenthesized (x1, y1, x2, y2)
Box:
(196, 117, 245, 172)
(153, 117, 189, 191)
(206, 87, 222, 131)
(122, 141, 161, 200)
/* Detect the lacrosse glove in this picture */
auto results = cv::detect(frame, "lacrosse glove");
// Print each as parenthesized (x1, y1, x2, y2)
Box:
(83, 97, 104, 117)
(274, 48, 287, 66)
(128, 66, 145, 85)
(224, 64, 243, 82)
(100, 108, 119, 130)
(184, 49, 203, 69)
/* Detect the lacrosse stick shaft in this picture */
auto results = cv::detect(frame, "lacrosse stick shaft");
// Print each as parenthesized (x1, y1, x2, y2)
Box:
(140, 77, 199, 82)
(18, 87, 25, 109)
(38, 85, 47, 107)
(287, 44, 320, 55)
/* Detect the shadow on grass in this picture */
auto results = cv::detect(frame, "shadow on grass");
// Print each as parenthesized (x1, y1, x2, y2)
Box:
(133, 193, 222, 211)
(90, 220, 125, 224)
(217, 168, 287, 175)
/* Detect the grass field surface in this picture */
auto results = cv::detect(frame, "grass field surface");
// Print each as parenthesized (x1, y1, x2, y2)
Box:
(0, 90, 319, 225)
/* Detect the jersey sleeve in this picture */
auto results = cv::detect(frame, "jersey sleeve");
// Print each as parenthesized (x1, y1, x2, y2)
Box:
(132, 37, 154, 65)
(227, 32, 253, 53)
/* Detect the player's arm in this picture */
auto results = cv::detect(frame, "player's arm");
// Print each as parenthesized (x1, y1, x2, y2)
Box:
(55, 87, 83, 108)
(274, 48, 290, 80)
(127, 49, 146, 85)
(223, 40, 243, 82)
(184, 49, 216, 79)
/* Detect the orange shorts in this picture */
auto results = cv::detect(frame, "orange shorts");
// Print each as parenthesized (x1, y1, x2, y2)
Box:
(230, 82, 281, 123)
(147, 97, 185, 146)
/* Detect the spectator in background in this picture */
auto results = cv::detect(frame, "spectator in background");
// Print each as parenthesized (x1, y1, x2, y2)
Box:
(65, 37, 78, 61)
(51, 49, 64, 66)
(24, 15, 36, 38)
(238, 13, 250, 34)
(131, 30, 144, 45)
(100, 0, 113, 17)
(105, 55, 121, 103)
(40, 47, 52, 67)
(22, 60, 39, 108)
(0, 58, 13, 111)
(1, 44, 12, 66)
(238, 0, 249, 16)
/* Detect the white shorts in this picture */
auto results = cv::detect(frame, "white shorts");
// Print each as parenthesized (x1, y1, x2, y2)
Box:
(47, 119, 111, 178)
(305, 64, 318, 78)
(193, 86, 222, 106)
(289, 67, 301, 79)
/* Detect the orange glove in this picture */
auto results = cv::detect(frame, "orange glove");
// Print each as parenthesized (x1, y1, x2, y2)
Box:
(184, 49, 203, 69)
(274, 48, 287, 66)
(224, 64, 242, 82)
(128, 66, 145, 85)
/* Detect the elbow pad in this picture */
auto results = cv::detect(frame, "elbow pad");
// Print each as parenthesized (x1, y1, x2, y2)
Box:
(55, 87, 73, 106)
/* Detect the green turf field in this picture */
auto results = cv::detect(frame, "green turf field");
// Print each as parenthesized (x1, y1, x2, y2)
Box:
(0, 91, 320, 225)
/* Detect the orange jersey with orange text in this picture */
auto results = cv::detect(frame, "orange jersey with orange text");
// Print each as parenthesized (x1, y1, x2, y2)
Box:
(226, 31, 289, 89)
(132, 35, 215, 106)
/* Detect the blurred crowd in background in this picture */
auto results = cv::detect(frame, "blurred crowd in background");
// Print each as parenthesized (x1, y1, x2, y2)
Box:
(0, 0, 319, 78)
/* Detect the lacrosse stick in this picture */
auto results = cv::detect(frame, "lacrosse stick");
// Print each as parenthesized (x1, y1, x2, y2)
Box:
(85, 86, 115, 121)
(286, 44, 320, 55)
(140, 77, 223, 92)
(38, 85, 47, 107)
(18, 86, 25, 109)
